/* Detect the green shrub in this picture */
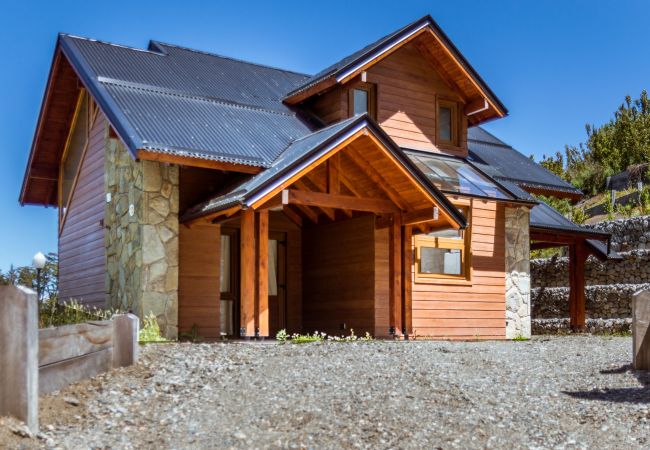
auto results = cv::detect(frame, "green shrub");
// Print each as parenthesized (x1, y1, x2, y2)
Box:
(276, 329, 288, 342)
(639, 186, 650, 215)
(571, 207, 589, 225)
(604, 194, 615, 220)
(39, 297, 119, 328)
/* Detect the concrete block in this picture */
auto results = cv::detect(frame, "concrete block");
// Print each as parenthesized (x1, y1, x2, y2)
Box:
(0, 285, 38, 433)
(633, 289, 650, 370)
(113, 314, 139, 368)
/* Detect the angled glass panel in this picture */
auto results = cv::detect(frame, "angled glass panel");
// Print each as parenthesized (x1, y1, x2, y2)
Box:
(411, 154, 510, 200)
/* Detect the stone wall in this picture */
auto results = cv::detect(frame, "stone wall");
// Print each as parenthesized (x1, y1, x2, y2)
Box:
(105, 138, 179, 339)
(504, 207, 531, 339)
(531, 250, 650, 288)
(532, 284, 649, 319)
(587, 216, 650, 252)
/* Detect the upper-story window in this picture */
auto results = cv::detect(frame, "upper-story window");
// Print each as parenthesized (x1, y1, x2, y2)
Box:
(437, 98, 458, 147)
(349, 83, 376, 119)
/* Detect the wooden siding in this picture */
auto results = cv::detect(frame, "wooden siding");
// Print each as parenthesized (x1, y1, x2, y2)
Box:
(303, 215, 376, 335)
(411, 199, 506, 339)
(305, 41, 469, 157)
(178, 224, 221, 338)
(58, 113, 106, 307)
(374, 226, 390, 337)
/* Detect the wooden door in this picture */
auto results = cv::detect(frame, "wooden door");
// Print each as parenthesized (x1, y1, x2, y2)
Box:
(268, 231, 287, 336)
(220, 228, 239, 337)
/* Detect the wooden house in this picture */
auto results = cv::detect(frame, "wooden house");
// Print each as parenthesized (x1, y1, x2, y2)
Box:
(20, 16, 613, 340)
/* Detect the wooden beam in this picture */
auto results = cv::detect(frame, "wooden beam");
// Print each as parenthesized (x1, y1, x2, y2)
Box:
(464, 98, 489, 116)
(294, 179, 335, 221)
(344, 149, 411, 211)
(327, 154, 340, 194)
(402, 207, 441, 226)
(402, 225, 413, 336)
(137, 150, 262, 174)
(240, 209, 255, 337)
(282, 189, 399, 214)
(569, 240, 587, 331)
(389, 214, 403, 336)
(304, 170, 352, 218)
(182, 205, 240, 227)
(256, 210, 269, 337)
(282, 205, 303, 228)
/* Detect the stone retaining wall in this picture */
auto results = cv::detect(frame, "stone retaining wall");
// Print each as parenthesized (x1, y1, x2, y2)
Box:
(532, 283, 650, 319)
(532, 318, 632, 335)
(531, 250, 650, 288)
(587, 215, 650, 252)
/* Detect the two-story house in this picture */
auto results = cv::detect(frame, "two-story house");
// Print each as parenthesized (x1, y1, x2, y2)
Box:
(20, 16, 612, 340)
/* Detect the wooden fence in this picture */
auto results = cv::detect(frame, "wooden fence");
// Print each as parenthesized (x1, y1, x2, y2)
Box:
(0, 285, 139, 433)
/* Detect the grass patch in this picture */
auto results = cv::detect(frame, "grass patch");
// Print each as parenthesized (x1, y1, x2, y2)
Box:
(276, 329, 373, 344)
(139, 312, 173, 344)
(39, 297, 120, 328)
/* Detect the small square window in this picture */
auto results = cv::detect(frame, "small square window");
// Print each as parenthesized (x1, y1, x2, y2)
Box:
(348, 83, 376, 119)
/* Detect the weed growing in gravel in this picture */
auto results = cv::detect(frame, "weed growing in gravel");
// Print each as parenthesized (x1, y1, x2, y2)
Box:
(139, 312, 172, 343)
(276, 329, 374, 344)
(512, 334, 530, 341)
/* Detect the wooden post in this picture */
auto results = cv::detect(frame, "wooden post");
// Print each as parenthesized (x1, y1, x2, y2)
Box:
(240, 209, 256, 337)
(327, 154, 340, 194)
(633, 289, 650, 370)
(389, 214, 402, 336)
(569, 240, 587, 331)
(401, 225, 413, 336)
(256, 210, 269, 337)
(0, 286, 38, 433)
(113, 314, 139, 368)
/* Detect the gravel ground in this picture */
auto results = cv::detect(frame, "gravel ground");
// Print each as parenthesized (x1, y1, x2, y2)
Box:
(1, 335, 649, 449)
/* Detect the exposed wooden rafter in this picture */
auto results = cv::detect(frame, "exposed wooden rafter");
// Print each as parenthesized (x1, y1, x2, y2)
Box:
(282, 189, 399, 214)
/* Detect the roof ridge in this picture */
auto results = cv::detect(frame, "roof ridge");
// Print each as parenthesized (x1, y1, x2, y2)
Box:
(99, 77, 296, 117)
(59, 33, 166, 56)
(150, 40, 312, 78)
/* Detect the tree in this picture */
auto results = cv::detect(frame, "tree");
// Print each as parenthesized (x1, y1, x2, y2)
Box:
(0, 253, 58, 300)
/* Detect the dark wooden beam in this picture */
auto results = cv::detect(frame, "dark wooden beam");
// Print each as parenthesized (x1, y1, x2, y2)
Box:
(402, 207, 442, 226)
(401, 225, 413, 336)
(327, 154, 340, 194)
(282, 189, 399, 214)
(282, 206, 303, 228)
(463, 98, 489, 116)
(569, 240, 587, 331)
(294, 179, 335, 221)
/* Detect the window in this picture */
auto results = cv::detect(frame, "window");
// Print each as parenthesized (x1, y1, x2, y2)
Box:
(348, 83, 376, 119)
(437, 99, 458, 146)
(414, 207, 471, 282)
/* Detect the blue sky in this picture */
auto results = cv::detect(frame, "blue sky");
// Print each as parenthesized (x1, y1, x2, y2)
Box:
(1, 0, 649, 270)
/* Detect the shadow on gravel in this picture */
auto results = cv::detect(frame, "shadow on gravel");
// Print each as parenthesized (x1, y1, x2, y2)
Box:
(563, 365, 650, 404)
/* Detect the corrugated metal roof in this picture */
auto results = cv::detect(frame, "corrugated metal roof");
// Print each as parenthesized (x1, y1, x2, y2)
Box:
(59, 34, 315, 166)
(468, 127, 583, 197)
(530, 201, 608, 238)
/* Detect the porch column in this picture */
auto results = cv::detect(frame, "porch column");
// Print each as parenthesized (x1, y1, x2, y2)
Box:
(240, 209, 255, 337)
(256, 210, 269, 337)
(569, 239, 587, 331)
(401, 225, 413, 336)
(389, 214, 402, 336)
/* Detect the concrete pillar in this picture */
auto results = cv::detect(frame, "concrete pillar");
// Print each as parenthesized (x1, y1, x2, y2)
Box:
(113, 314, 140, 368)
(633, 289, 650, 370)
(0, 286, 38, 433)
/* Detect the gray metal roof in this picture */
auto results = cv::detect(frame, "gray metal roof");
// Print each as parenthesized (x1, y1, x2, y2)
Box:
(59, 34, 315, 167)
(530, 201, 608, 238)
(181, 115, 467, 229)
(285, 15, 507, 116)
(468, 127, 583, 197)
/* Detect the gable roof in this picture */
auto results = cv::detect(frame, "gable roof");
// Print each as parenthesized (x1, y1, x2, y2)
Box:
(283, 15, 508, 124)
(181, 114, 467, 229)
(467, 127, 584, 200)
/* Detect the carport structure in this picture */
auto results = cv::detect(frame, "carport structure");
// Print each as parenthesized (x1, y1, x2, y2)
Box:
(529, 202, 619, 330)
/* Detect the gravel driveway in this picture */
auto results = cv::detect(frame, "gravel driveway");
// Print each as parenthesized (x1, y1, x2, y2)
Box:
(1, 335, 649, 449)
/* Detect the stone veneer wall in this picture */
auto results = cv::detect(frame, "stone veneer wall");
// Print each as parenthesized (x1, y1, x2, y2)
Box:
(504, 207, 531, 339)
(105, 137, 179, 339)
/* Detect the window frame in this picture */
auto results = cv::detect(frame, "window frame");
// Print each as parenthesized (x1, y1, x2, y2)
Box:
(348, 82, 377, 120)
(413, 204, 472, 284)
(436, 97, 459, 148)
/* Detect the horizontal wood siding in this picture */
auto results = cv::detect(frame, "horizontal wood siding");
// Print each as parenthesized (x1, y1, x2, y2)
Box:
(369, 42, 466, 156)
(374, 226, 390, 337)
(411, 199, 506, 339)
(303, 215, 376, 335)
(58, 113, 106, 307)
(178, 224, 221, 338)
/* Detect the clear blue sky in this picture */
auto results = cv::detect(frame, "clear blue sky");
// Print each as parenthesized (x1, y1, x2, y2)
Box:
(1, 0, 649, 270)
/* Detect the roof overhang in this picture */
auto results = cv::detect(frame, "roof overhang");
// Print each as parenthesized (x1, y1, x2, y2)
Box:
(283, 15, 507, 125)
(182, 114, 467, 229)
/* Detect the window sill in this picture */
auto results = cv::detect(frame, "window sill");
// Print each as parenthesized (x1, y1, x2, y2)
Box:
(414, 276, 473, 286)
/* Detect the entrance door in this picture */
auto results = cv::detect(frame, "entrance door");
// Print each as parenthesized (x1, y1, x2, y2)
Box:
(268, 231, 287, 336)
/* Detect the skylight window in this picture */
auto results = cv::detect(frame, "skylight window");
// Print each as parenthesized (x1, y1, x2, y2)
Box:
(409, 153, 510, 200)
